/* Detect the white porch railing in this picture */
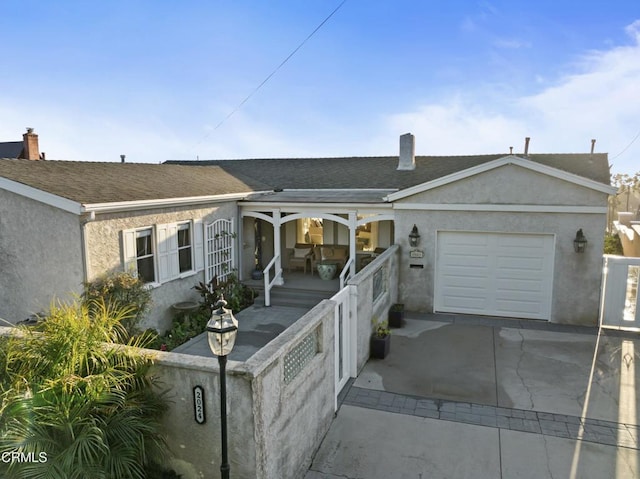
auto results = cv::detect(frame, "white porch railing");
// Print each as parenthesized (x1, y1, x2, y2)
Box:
(600, 255, 640, 330)
(263, 255, 281, 307)
(339, 257, 355, 290)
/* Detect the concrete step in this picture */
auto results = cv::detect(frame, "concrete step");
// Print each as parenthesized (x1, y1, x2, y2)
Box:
(249, 285, 335, 309)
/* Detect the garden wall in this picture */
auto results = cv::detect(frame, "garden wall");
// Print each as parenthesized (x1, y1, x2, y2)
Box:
(347, 244, 400, 371)
(150, 300, 336, 479)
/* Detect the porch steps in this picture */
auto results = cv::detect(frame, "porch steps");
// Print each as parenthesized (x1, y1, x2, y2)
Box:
(249, 285, 335, 309)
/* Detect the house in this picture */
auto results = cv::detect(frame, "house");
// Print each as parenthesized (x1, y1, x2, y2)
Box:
(0, 133, 615, 329)
(0, 128, 43, 160)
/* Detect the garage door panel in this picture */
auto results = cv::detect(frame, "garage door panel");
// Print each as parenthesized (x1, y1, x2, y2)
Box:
(435, 232, 553, 320)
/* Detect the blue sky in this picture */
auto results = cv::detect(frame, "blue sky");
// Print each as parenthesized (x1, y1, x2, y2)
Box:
(1, 1, 638, 174)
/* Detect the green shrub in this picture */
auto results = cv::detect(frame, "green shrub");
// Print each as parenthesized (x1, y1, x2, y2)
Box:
(604, 233, 623, 255)
(83, 272, 152, 336)
(0, 300, 169, 479)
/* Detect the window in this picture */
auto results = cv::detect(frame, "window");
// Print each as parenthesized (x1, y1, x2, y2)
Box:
(178, 223, 192, 273)
(135, 229, 155, 283)
(122, 220, 204, 285)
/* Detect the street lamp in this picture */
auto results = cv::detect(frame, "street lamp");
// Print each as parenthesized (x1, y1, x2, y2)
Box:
(206, 296, 238, 479)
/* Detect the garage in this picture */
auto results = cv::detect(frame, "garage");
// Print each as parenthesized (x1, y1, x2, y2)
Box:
(434, 231, 554, 320)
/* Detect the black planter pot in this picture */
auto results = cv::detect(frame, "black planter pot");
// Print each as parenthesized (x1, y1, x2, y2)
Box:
(388, 304, 404, 328)
(370, 334, 390, 359)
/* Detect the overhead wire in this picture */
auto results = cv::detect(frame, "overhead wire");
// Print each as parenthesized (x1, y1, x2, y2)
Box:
(610, 127, 640, 161)
(193, 0, 349, 151)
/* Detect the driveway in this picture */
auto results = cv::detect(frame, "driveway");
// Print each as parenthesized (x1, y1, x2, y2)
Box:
(306, 313, 640, 479)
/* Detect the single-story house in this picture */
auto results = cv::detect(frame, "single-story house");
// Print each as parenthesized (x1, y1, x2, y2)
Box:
(0, 133, 615, 328)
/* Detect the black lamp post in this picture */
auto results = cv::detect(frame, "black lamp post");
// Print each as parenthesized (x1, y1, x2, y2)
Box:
(206, 296, 238, 479)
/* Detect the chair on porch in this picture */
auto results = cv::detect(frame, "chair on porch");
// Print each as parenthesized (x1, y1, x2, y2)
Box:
(288, 244, 314, 274)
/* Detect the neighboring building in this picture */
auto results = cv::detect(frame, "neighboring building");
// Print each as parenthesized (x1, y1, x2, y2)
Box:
(0, 128, 43, 160)
(0, 133, 616, 328)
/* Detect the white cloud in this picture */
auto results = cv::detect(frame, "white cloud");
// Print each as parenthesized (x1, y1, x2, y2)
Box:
(383, 20, 640, 174)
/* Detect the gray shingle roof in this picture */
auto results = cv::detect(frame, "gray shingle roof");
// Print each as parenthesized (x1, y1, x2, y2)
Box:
(0, 142, 24, 159)
(168, 153, 611, 190)
(0, 160, 269, 204)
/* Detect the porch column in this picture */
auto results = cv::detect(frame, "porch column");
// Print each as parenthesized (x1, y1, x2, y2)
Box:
(348, 212, 357, 277)
(273, 209, 284, 285)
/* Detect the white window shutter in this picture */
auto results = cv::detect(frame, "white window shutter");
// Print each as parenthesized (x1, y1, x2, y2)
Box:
(194, 219, 204, 272)
(122, 229, 137, 275)
(157, 223, 179, 282)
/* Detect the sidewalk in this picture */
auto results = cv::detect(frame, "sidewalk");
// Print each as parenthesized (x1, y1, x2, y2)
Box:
(306, 314, 640, 479)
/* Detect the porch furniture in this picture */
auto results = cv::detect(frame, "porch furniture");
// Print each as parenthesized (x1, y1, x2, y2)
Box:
(311, 245, 348, 275)
(288, 245, 313, 273)
(316, 261, 338, 280)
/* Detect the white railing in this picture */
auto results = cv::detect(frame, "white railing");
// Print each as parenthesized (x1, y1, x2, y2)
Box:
(263, 255, 281, 307)
(601, 255, 640, 330)
(339, 257, 355, 290)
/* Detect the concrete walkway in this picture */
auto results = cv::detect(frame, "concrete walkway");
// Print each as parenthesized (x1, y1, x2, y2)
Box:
(306, 313, 640, 479)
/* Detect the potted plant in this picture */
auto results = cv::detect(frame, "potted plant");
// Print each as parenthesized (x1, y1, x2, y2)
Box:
(370, 319, 390, 359)
(388, 303, 405, 328)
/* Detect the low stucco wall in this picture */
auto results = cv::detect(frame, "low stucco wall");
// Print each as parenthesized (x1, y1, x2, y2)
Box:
(151, 300, 336, 479)
(348, 245, 400, 371)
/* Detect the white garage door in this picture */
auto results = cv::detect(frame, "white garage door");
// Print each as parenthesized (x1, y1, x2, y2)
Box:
(435, 232, 554, 320)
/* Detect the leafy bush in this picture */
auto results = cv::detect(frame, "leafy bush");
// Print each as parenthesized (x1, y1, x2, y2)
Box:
(83, 272, 152, 336)
(604, 233, 623, 255)
(194, 274, 256, 314)
(0, 300, 169, 479)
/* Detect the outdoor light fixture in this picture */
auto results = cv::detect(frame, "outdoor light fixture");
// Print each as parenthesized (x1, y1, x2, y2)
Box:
(573, 229, 588, 253)
(409, 224, 421, 247)
(206, 296, 238, 479)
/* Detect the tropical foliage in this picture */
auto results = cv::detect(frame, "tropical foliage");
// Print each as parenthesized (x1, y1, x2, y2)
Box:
(0, 300, 170, 479)
(82, 272, 152, 336)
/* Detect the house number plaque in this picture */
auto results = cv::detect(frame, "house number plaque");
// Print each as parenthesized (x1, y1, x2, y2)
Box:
(193, 385, 206, 424)
(409, 249, 424, 258)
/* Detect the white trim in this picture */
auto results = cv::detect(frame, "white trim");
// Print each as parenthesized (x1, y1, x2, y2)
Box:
(281, 212, 353, 227)
(393, 203, 608, 213)
(241, 211, 275, 223)
(0, 177, 82, 214)
(357, 214, 395, 226)
(83, 192, 257, 213)
(385, 155, 617, 202)
(240, 201, 393, 210)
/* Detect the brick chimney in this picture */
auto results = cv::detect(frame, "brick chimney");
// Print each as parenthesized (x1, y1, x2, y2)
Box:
(397, 133, 415, 170)
(22, 128, 40, 160)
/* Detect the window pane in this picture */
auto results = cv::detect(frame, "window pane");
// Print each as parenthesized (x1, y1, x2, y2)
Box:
(137, 256, 155, 283)
(178, 226, 191, 247)
(179, 247, 192, 272)
(136, 234, 152, 257)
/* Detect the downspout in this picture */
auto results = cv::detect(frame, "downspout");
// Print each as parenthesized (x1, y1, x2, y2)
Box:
(80, 211, 96, 283)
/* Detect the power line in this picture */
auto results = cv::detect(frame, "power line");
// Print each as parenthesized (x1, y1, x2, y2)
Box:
(194, 0, 348, 151)
(610, 127, 640, 161)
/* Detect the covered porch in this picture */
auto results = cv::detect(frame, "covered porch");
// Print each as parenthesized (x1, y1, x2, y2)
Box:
(237, 190, 395, 304)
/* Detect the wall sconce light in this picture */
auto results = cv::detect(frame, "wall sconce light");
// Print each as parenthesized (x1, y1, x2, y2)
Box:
(573, 229, 587, 253)
(409, 224, 421, 247)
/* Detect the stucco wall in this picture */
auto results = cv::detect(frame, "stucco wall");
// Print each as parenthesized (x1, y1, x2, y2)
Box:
(0, 190, 84, 323)
(149, 300, 336, 479)
(394, 166, 610, 326)
(348, 245, 400, 370)
(84, 201, 238, 332)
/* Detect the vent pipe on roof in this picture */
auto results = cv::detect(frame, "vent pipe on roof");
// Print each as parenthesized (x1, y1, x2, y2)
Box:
(591, 139, 596, 154)
(524, 137, 530, 156)
(509, 146, 513, 155)
(398, 133, 415, 170)
(120, 154, 126, 163)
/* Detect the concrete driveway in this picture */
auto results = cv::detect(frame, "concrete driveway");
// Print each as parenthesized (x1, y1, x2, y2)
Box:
(306, 313, 640, 479)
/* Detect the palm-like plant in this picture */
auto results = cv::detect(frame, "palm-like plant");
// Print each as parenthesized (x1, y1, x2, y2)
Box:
(0, 300, 169, 479)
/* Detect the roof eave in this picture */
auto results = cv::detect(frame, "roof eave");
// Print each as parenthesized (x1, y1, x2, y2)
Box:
(0, 177, 82, 215)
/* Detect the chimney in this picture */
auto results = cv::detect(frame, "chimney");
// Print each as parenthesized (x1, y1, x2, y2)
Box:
(524, 137, 530, 156)
(120, 154, 126, 163)
(398, 133, 415, 170)
(22, 128, 40, 160)
(591, 139, 596, 154)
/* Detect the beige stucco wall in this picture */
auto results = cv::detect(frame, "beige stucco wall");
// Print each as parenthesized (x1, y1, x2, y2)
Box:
(0, 189, 84, 323)
(84, 201, 238, 332)
(394, 165, 610, 326)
